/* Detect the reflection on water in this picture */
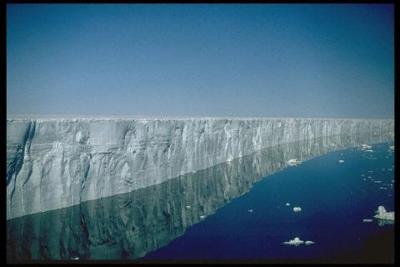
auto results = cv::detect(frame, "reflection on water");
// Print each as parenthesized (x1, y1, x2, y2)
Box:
(7, 134, 391, 261)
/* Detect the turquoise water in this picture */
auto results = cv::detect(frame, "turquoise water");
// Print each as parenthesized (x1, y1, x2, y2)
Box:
(143, 143, 394, 262)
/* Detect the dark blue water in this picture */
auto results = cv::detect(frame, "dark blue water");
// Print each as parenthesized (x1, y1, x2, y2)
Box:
(143, 143, 394, 261)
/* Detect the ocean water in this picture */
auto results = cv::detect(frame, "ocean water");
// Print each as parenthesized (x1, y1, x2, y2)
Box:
(7, 139, 394, 263)
(142, 142, 395, 262)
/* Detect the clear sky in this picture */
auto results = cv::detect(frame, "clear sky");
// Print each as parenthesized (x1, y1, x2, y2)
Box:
(7, 4, 394, 118)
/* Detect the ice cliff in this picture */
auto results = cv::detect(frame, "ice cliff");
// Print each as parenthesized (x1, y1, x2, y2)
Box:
(6, 135, 393, 260)
(6, 118, 394, 219)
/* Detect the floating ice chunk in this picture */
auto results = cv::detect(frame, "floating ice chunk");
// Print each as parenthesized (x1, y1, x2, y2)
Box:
(199, 215, 205, 219)
(283, 237, 304, 246)
(185, 205, 191, 209)
(379, 187, 387, 190)
(338, 160, 344, 163)
(389, 145, 394, 151)
(305, 240, 315, 245)
(361, 174, 365, 177)
(365, 149, 374, 153)
(363, 178, 366, 181)
(363, 218, 373, 223)
(374, 206, 394, 221)
(288, 159, 301, 166)
(71, 256, 79, 260)
(293, 207, 302, 212)
(361, 144, 372, 150)
(285, 203, 291, 206)
(248, 209, 253, 213)
(374, 180, 382, 184)
(368, 170, 374, 173)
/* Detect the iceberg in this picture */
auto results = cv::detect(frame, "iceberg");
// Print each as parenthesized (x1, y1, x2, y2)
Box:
(361, 144, 372, 150)
(293, 206, 302, 212)
(287, 158, 301, 166)
(374, 206, 394, 221)
(283, 237, 315, 246)
(283, 237, 304, 246)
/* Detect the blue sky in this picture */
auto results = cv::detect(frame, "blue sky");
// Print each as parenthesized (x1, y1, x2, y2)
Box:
(7, 4, 394, 118)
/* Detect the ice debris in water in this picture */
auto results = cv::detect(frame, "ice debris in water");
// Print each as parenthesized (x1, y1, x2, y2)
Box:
(283, 237, 304, 246)
(293, 207, 302, 212)
(283, 237, 315, 246)
(374, 206, 394, 221)
(185, 205, 191, 209)
(248, 209, 253, 213)
(338, 160, 344, 163)
(365, 149, 374, 153)
(361, 144, 372, 150)
(288, 159, 301, 166)
(285, 203, 291, 206)
(199, 215, 205, 219)
(389, 145, 394, 151)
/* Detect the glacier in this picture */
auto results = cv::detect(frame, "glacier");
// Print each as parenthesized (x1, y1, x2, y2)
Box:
(6, 117, 394, 220)
(6, 134, 393, 260)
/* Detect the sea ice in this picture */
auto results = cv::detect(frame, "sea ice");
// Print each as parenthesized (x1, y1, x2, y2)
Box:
(283, 237, 315, 246)
(338, 160, 344, 163)
(361, 144, 372, 150)
(293, 207, 302, 212)
(288, 159, 301, 166)
(199, 215, 205, 219)
(185, 205, 191, 209)
(374, 206, 394, 221)
(248, 209, 253, 213)
(283, 237, 304, 246)
(285, 203, 290, 206)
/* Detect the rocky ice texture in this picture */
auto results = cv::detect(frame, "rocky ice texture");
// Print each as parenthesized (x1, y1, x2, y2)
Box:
(7, 118, 394, 219)
(6, 135, 384, 260)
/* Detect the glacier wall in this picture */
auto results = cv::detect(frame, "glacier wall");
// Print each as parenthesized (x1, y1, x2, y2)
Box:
(6, 118, 394, 219)
(7, 136, 394, 260)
